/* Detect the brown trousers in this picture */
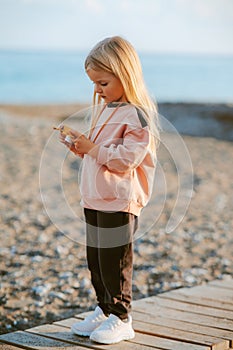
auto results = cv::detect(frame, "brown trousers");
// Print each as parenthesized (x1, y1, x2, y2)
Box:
(84, 208, 138, 320)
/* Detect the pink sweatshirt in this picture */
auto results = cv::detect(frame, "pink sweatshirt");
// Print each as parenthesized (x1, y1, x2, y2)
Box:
(80, 103, 156, 216)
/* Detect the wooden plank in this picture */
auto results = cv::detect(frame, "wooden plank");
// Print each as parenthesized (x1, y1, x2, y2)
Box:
(158, 290, 233, 311)
(73, 310, 92, 319)
(130, 333, 211, 350)
(133, 299, 233, 331)
(133, 320, 229, 350)
(55, 316, 229, 350)
(209, 280, 233, 291)
(0, 344, 25, 350)
(133, 296, 233, 320)
(27, 323, 160, 350)
(132, 311, 233, 344)
(179, 285, 233, 304)
(0, 330, 84, 350)
(153, 296, 233, 320)
(54, 317, 78, 328)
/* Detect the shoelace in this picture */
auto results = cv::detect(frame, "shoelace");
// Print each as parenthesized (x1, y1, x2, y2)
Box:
(86, 311, 105, 323)
(101, 316, 122, 331)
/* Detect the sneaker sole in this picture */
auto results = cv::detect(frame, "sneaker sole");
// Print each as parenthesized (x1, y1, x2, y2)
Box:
(90, 330, 135, 344)
(71, 326, 92, 337)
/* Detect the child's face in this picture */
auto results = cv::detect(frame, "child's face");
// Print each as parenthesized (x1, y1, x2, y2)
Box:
(86, 68, 127, 103)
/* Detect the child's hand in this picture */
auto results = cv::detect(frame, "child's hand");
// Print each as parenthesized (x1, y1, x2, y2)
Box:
(73, 134, 98, 156)
(58, 127, 83, 158)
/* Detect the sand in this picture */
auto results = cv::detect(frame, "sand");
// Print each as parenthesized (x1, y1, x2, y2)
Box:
(0, 103, 232, 334)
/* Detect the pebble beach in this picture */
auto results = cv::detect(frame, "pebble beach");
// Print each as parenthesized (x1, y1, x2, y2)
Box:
(0, 103, 232, 334)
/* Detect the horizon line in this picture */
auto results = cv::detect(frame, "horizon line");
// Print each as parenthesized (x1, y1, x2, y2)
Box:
(0, 47, 233, 58)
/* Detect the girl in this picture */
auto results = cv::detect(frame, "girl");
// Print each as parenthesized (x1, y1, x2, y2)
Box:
(60, 36, 159, 344)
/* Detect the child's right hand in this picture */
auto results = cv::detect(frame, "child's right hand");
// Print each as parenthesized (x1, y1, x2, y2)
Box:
(55, 125, 83, 158)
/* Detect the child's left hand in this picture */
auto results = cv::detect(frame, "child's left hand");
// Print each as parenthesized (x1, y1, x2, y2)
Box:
(71, 132, 97, 156)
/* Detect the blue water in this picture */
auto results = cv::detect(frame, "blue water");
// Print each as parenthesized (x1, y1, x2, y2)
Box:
(0, 50, 233, 104)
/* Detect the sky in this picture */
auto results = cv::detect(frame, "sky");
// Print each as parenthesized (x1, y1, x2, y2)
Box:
(1, 0, 233, 55)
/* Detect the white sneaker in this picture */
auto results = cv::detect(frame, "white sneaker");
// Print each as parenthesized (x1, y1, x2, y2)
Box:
(90, 314, 135, 344)
(71, 306, 108, 336)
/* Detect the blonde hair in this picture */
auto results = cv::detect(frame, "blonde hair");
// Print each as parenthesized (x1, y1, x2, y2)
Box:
(85, 36, 160, 151)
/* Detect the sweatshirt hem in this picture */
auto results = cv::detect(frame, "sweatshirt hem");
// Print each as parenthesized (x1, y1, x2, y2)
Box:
(80, 198, 143, 216)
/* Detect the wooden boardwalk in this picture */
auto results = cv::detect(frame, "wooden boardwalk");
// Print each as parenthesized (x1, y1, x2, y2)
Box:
(0, 278, 232, 350)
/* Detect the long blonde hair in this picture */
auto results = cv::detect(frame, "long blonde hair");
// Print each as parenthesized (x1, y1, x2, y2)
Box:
(84, 36, 160, 152)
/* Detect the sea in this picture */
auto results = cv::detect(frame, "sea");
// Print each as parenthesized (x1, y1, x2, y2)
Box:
(0, 50, 233, 104)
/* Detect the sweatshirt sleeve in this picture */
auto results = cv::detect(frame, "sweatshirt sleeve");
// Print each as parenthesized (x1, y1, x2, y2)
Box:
(96, 124, 151, 173)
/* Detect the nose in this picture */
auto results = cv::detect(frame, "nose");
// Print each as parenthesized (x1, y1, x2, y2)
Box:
(94, 83, 102, 94)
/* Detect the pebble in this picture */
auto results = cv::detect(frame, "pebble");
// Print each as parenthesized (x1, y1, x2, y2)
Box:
(49, 291, 67, 301)
(32, 284, 52, 297)
(80, 278, 91, 289)
(31, 256, 44, 263)
(184, 275, 197, 284)
(59, 271, 73, 280)
(56, 246, 70, 256)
